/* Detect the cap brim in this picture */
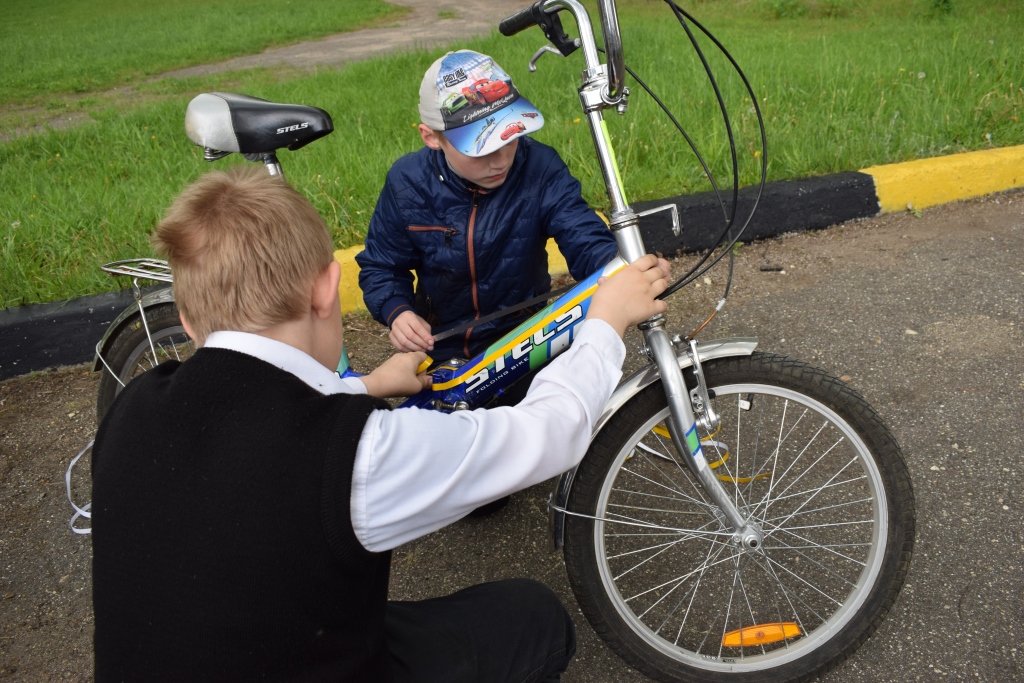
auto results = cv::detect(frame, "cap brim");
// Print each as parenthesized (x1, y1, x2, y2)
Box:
(442, 97, 544, 158)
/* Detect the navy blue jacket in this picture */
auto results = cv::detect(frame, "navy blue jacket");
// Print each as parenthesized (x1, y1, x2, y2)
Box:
(356, 138, 619, 361)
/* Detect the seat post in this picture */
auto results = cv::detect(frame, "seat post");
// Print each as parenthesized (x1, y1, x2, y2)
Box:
(260, 152, 283, 177)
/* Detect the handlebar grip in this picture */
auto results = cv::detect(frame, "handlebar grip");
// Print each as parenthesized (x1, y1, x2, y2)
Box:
(499, 5, 540, 36)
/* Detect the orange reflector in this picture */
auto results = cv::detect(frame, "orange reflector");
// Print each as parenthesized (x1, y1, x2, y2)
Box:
(722, 622, 801, 648)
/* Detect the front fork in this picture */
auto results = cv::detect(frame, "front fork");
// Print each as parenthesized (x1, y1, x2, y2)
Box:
(610, 213, 762, 551)
(640, 319, 762, 549)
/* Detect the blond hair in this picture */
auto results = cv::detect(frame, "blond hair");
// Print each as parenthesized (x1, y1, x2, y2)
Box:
(152, 166, 334, 343)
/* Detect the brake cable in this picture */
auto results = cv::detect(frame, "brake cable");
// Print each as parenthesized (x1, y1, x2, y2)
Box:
(592, 0, 767, 339)
(651, 0, 769, 300)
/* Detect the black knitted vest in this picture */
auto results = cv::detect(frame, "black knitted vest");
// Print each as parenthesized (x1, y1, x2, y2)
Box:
(92, 348, 392, 682)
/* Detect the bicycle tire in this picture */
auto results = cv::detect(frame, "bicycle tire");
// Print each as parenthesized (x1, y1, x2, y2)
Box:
(564, 352, 914, 683)
(95, 303, 195, 423)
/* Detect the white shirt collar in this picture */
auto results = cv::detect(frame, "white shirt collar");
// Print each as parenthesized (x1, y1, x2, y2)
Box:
(204, 331, 366, 396)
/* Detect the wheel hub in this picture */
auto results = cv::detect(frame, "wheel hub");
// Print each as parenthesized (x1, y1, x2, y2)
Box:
(731, 519, 764, 552)
(711, 506, 764, 551)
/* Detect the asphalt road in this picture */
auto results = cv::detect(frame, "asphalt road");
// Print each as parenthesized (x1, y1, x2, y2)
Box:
(1, 192, 1022, 681)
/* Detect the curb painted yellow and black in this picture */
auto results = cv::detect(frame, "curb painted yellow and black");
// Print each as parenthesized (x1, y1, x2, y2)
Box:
(331, 144, 1024, 311)
(2, 145, 1022, 381)
(632, 144, 1024, 259)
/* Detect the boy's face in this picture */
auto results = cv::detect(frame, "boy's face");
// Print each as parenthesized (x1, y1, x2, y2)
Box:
(419, 125, 518, 189)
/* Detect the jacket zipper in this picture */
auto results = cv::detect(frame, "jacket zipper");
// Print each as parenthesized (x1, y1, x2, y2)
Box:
(464, 191, 481, 358)
(408, 225, 457, 247)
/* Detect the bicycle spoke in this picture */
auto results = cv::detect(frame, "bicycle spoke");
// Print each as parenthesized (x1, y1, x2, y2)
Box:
(613, 536, 689, 582)
(765, 555, 844, 607)
(747, 551, 814, 637)
(647, 436, 712, 509)
(609, 488, 709, 515)
(764, 522, 870, 567)
(651, 429, 714, 508)
(766, 455, 860, 535)
(736, 561, 769, 658)
(607, 537, 696, 561)
(761, 496, 873, 524)
(625, 552, 739, 605)
(766, 542, 860, 590)
(608, 502, 707, 516)
(604, 510, 725, 545)
(762, 475, 868, 506)
(761, 542, 872, 551)
(716, 557, 740, 659)
(764, 433, 848, 513)
(761, 420, 829, 502)
(618, 465, 691, 501)
(668, 539, 722, 643)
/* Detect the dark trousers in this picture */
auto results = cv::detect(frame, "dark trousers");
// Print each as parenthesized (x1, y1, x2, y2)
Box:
(386, 579, 576, 683)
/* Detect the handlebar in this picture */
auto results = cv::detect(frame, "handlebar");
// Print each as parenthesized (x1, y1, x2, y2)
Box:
(500, 0, 626, 102)
(498, 5, 538, 36)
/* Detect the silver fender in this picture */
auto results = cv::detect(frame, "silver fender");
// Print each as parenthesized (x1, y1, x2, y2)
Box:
(548, 337, 758, 550)
(91, 287, 176, 371)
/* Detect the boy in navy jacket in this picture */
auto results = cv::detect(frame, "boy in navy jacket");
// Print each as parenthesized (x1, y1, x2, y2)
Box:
(356, 50, 619, 361)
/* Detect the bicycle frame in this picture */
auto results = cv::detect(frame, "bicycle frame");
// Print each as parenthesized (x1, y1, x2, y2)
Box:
(91, 0, 763, 552)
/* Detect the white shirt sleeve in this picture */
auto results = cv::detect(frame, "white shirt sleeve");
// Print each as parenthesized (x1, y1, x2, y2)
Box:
(340, 377, 369, 395)
(351, 319, 626, 552)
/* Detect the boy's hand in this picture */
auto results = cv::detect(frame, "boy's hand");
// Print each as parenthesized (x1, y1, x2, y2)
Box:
(390, 311, 434, 352)
(587, 254, 670, 338)
(360, 351, 433, 398)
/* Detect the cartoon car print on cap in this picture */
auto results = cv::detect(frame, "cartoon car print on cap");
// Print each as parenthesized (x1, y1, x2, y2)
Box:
(463, 79, 511, 105)
(442, 92, 469, 115)
(430, 50, 544, 157)
(500, 121, 527, 141)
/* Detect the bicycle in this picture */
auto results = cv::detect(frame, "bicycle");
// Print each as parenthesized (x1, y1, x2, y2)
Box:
(83, 2, 915, 681)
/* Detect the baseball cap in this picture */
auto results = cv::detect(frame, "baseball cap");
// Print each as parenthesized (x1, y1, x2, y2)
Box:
(419, 50, 544, 158)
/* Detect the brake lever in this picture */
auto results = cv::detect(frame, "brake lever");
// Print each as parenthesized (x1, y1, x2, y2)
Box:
(536, 7, 580, 57)
(529, 44, 564, 72)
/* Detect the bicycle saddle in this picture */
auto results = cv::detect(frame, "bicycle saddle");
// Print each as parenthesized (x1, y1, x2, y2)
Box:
(185, 92, 333, 155)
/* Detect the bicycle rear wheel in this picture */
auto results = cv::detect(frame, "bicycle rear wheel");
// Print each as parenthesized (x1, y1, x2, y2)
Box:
(564, 353, 914, 683)
(95, 303, 194, 423)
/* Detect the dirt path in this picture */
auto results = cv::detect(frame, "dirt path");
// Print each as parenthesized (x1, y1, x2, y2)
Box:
(2, 192, 1022, 681)
(1, 0, 534, 142)
(161, 0, 534, 78)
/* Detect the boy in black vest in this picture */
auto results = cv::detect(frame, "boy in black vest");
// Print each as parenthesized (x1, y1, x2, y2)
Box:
(91, 166, 668, 682)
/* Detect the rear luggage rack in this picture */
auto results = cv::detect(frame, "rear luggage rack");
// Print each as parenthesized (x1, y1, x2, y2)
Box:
(101, 258, 174, 283)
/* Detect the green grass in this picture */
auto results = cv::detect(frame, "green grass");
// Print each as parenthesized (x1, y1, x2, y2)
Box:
(596, 0, 1023, 198)
(0, 0, 402, 105)
(2, 0, 1022, 307)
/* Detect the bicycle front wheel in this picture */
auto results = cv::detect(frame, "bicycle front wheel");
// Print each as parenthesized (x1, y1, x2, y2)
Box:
(564, 352, 915, 683)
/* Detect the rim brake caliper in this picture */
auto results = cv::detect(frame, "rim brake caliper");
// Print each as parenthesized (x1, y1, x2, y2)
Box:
(686, 338, 720, 433)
